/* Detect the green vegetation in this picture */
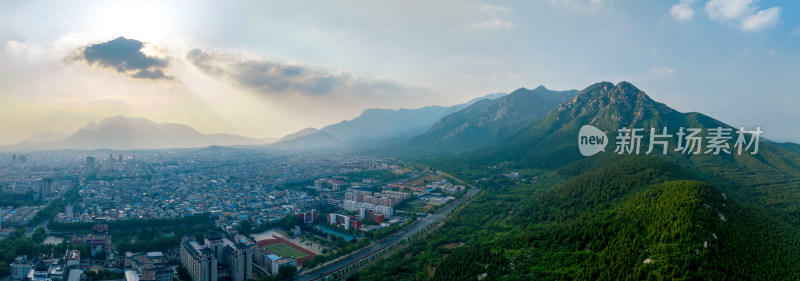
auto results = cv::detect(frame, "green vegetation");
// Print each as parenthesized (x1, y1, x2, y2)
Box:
(0, 192, 38, 207)
(0, 230, 71, 277)
(343, 169, 406, 183)
(50, 214, 217, 253)
(31, 227, 47, 244)
(358, 154, 800, 280)
(27, 183, 82, 227)
(85, 269, 124, 281)
(50, 213, 214, 231)
(238, 219, 253, 235)
(247, 265, 296, 281)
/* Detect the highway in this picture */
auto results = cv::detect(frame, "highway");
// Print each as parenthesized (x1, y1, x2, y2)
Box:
(297, 186, 480, 281)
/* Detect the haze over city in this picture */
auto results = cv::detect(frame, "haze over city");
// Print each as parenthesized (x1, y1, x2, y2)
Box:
(2, 0, 800, 145)
(5, 1, 800, 281)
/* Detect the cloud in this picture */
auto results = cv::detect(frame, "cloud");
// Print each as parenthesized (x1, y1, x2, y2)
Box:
(186, 48, 418, 97)
(791, 27, 800, 36)
(740, 7, 780, 31)
(704, 0, 780, 31)
(479, 5, 510, 13)
(650, 66, 675, 75)
(705, 0, 756, 21)
(72, 36, 173, 80)
(548, 0, 604, 12)
(473, 19, 515, 29)
(670, 0, 695, 21)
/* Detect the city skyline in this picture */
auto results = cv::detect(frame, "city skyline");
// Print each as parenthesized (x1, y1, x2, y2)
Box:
(2, 0, 799, 145)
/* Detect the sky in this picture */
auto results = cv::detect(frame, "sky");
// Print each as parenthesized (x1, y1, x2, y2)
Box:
(1, 0, 799, 144)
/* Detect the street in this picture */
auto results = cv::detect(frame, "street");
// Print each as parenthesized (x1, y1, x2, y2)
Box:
(297, 185, 479, 281)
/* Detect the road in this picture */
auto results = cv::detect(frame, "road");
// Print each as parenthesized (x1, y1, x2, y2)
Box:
(297, 186, 480, 281)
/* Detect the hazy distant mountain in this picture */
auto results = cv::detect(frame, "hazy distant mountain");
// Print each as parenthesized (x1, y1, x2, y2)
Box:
(280, 128, 324, 142)
(321, 106, 448, 143)
(319, 92, 507, 145)
(271, 128, 341, 151)
(24, 130, 67, 143)
(261, 137, 280, 144)
(440, 92, 508, 117)
(397, 85, 577, 154)
(2, 116, 263, 151)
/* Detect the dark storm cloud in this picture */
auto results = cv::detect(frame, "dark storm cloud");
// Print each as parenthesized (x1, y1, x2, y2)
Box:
(73, 36, 173, 80)
(186, 48, 414, 96)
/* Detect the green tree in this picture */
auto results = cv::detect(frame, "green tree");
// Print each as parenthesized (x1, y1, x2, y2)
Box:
(31, 227, 47, 244)
(277, 265, 296, 281)
(238, 220, 253, 235)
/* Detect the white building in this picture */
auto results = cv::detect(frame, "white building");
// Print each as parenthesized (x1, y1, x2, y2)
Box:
(342, 200, 393, 218)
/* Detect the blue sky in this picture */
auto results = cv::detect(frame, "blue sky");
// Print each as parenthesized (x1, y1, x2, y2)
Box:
(0, 0, 798, 143)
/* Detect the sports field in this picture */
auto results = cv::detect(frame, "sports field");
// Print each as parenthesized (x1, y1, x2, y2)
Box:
(262, 241, 309, 259)
(257, 235, 316, 265)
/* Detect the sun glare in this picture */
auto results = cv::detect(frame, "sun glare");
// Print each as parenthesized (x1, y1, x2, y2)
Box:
(96, 1, 171, 42)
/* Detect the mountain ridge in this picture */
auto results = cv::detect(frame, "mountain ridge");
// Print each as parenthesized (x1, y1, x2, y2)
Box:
(1, 116, 263, 151)
(360, 81, 800, 281)
(395, 85, 578, 154)
(319, 92, 508, 145)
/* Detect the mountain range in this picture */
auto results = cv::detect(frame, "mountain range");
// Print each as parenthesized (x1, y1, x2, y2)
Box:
(359, 81, 800, 281)
(1, 91, 509, 151)
(1, 116, 264, 151)
(397, 85, 577, 154)
(5, 79, 800, 279)
(271, 92, 507, 150)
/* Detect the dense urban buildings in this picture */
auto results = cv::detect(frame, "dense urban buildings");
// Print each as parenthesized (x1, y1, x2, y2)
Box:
(125, 252, 173, 281)
(179, 231, 254, 281)
(0, 149, 455, 281)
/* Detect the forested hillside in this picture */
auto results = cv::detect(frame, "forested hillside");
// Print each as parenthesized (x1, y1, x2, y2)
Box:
(356, 82, 800, 280)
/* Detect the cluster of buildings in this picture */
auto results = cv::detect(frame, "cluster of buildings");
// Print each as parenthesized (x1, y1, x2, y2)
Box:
(124, 252, 173, 281)
(313, 178, 348, 190)
(10, 255, 69, 281)
(387, 180, 464, 195)
(336, 189, 413, 223)
(177, 231, 304, 281)
(9, 247, 174, 281)
(341, 201, 393, 220)
(253, 248, 296, 276)
(344, 190, 410, 207)
(327, 213, 361, 230)
(0, 152, 90, 226)
(71, 224, 115, 257)
(179, 231, 255, 281)
(0, 151, 436, 281)
(45, 152, 389, 231)
(11, 223, 173, 281)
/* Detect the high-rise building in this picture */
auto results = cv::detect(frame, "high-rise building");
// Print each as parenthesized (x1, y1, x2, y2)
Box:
(86, 157, 96, 170)
(180, 236, 217, 281)
(35, 178, 53, 200)
(15, 155, 27, 167)
(180, 232, 254, 281)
